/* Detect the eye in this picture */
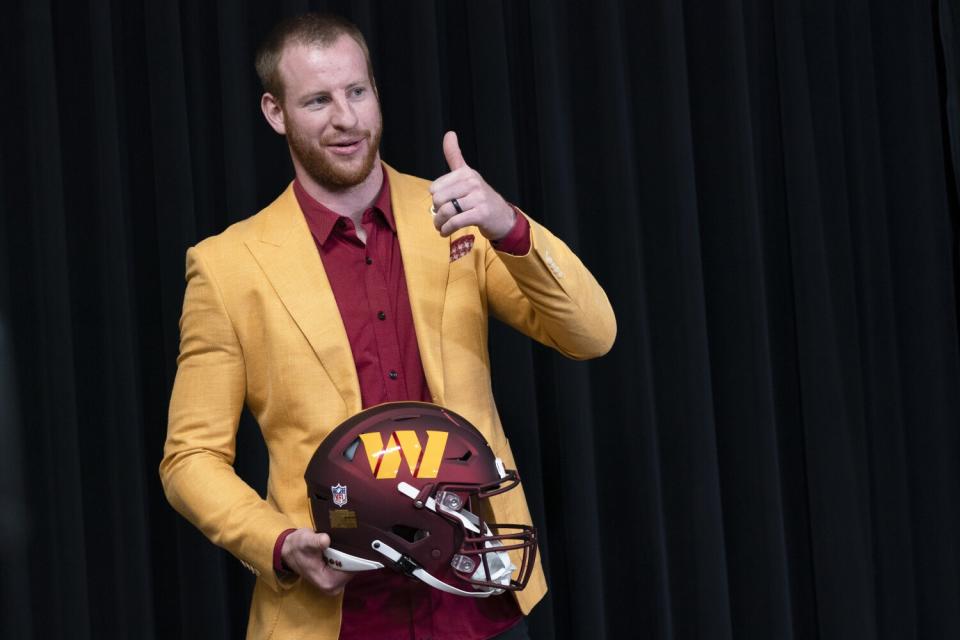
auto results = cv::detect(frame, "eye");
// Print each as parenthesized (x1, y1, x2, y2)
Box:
(307, 95, 330, 107)
(350, 86, 366, 98)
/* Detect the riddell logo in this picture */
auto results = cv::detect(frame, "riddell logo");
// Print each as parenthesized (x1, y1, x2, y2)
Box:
(359, 430, 449, 479)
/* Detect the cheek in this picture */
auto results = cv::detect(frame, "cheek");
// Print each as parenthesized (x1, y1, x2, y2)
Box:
(294, 117, 331, 143)
(361, 105, 383, 129)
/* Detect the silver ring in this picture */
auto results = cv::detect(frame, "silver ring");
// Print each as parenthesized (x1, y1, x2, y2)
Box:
(451, 198, 464, 215)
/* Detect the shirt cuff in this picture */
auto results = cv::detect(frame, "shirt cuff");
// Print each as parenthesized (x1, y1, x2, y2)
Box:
(491, 207, 531, 255)
(274, 528, 299, 580)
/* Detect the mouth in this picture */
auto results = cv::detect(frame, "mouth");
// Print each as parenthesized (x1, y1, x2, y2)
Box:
(325, 136, 367, 156)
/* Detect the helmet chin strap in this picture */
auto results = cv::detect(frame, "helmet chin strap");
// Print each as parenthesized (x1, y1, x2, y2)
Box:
(370, 539, 504, 598)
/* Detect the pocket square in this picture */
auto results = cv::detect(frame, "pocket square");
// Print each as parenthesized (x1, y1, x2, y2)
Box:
(449, 234, 475, 262)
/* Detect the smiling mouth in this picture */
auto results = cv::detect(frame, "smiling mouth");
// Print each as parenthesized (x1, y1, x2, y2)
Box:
(326, 137, 366, 155)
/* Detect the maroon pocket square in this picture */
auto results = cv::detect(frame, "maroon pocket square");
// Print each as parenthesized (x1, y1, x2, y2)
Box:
(449, 234, 475, 262)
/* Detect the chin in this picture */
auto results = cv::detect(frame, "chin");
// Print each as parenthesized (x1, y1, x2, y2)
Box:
(289, 132, 381, 191)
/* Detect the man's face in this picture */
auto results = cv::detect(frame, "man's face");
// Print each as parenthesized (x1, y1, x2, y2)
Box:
(275, 36, 382, 190)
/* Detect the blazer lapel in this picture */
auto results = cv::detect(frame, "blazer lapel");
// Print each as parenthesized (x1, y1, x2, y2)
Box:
(244, 185, 362, 413)
(387, 164, 449, 404)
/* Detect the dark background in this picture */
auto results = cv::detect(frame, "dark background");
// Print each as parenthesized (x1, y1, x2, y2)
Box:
(2, 0, 959, 638)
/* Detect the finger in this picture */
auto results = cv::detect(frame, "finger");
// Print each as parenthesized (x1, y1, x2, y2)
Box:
(432, 192, 474, 219)
(313, 532, 331, 550)
(429, 166, 472, 196)
(431, 200, 456, 231)
(432, 205, 453, 232)
(316, 569, 352, 595)
(443, 130, 467, 171)
(432, 195, 474, 231)
(440, 210, 481, 237)
(431, 181, 473, 210)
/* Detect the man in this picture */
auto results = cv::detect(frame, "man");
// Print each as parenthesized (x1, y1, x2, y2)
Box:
(160, 12, 615, 640)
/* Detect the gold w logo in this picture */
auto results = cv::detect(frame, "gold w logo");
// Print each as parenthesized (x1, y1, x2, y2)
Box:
(358, 430, 449, 479)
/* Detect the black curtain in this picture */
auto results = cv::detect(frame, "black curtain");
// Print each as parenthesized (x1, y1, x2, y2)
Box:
(2, 0, 959, 638)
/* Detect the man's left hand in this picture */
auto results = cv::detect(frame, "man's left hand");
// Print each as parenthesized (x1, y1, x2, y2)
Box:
(430, 131, 516, 240)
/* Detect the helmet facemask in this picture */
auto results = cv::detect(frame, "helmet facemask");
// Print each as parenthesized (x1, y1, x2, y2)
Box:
(394, 470, 538, 594)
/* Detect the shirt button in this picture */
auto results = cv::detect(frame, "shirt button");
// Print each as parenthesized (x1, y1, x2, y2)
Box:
(365, 257, 372, 265)
(377, 311, 386, 320)
(388, 370, 398, 380)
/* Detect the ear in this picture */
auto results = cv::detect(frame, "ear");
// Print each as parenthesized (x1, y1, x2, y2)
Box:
(260, 92, 286, 135)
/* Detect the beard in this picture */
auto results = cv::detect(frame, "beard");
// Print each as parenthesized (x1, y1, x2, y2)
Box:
(285, 112, 383, 191)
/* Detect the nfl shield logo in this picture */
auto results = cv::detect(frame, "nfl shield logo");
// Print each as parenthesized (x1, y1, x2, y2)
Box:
(331, 484, 348, 508)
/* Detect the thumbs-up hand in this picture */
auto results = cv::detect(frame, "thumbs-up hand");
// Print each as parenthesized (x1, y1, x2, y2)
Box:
(280, 528, 354, 595)
(430, 131, 517, 240)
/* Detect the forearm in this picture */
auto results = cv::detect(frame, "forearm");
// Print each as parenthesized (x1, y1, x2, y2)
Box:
(160, 444, 297, 586)
(487, 211, 616, 359)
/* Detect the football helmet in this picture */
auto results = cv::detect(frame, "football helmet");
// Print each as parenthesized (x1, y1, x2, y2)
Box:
(304, 401, 537, 597)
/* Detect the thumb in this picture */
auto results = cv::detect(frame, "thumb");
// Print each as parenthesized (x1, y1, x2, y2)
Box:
(313, 531, 331, 551)
(443, 130, 467, 171)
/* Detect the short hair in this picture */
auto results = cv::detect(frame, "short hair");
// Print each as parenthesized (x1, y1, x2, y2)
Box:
(254, 12, 375, 101)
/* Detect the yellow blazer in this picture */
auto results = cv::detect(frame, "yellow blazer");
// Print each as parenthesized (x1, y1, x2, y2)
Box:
(160, 163, 616, 639)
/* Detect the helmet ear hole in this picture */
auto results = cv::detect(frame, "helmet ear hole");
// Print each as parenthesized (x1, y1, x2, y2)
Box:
(391, 524, 430, 543)
(343, 438, 361, 461)
(445, 450, 472, 462)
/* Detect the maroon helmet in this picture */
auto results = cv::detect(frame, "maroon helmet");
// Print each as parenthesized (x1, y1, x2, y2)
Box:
(304, 401, 537, 597)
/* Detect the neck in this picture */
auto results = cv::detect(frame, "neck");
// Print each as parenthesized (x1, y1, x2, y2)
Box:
(293, 156, 384, 226)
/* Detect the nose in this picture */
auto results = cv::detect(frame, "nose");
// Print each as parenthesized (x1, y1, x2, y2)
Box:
(330, 95, 358, 130)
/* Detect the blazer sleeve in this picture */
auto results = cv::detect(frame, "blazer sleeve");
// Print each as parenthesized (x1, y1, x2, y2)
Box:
(160, 245, 297, 593)
(485, 211, 616, 359)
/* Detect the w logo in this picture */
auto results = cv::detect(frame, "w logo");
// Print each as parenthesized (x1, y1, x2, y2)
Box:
(358, 430, 449, 479)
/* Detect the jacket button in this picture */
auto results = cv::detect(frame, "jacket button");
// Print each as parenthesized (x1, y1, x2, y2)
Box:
(388, 370, 399, 380)
(377, 311, 386, 320)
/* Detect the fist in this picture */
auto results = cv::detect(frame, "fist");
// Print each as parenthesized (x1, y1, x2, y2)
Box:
(430, 131, 516, 240)
(281, 528, 354, 596)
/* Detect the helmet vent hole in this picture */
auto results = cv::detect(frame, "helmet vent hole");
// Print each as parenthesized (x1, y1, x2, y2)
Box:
(343, 438, 361, 461)
(445, 450, 472, 462)
(393, 414, 419, 422)
(392, 524, 430, 543)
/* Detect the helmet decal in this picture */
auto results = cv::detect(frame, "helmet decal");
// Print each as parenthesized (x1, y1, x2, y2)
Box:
(331, 483, 348, 507)
(358, 429, 450, 479)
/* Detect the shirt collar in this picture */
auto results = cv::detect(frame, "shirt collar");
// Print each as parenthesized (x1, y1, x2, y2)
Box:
(293, 164, 395, 246)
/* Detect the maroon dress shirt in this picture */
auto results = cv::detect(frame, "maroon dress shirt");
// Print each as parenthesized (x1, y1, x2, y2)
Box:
(278, 167, 530, 640)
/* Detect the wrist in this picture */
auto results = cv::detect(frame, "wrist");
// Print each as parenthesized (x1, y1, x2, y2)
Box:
(274, 528, 299, 578)
(491, 205, 517, 241)
(491, 206, 530, 255)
